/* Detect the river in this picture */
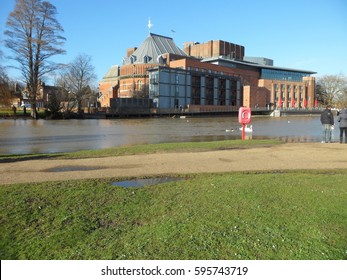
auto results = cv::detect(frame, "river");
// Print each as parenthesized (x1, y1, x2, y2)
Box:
(0, 115, 340, 155)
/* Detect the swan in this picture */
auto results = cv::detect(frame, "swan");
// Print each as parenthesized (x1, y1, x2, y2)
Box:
(239, 125, 253, 133)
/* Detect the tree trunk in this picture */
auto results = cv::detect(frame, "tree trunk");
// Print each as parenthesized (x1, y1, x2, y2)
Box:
(31, 103, 38, 119)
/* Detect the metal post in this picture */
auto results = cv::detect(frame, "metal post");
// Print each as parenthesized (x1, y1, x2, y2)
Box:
(242, 123, 245, 140)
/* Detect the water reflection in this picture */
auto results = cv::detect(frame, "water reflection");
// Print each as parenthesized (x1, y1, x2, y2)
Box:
(0, 115, 339, 155)
(112, 177, 184, 188)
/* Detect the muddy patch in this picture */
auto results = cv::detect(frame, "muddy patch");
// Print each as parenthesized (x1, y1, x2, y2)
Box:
(44, 166, 103, 172)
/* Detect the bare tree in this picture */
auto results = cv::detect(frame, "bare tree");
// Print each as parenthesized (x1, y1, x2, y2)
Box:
(61, 54, 96, 115)
(316, 74, 347, 108)
(0, 68, 12, 107)
(5, 0, 65, 119)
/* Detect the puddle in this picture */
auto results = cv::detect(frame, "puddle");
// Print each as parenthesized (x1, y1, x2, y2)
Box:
(112, 177, 184, 188)
(45, 166, 102, 172)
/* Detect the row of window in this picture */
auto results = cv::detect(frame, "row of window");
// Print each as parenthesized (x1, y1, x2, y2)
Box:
(121, 80, 143, 91)
(262, 69, 309, 82)
(275, 92, 309, 100)
(274, 84, 304, 92)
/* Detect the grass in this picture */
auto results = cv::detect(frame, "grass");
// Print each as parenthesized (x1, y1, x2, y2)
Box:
(1, 170, 346, 260)
(0, 139, 282, 162)
(0, 108, 30, 116)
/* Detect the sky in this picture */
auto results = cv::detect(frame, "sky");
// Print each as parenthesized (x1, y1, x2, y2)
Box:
(0, 0, 346, 85)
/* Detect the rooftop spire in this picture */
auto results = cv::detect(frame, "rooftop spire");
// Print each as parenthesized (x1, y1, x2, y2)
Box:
(147, 17, 153, 34)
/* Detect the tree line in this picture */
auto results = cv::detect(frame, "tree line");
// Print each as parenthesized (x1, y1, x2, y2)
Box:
(1, 0, 347, 119)
(1, 0, 97, 119)
(315, 74, 347, 108)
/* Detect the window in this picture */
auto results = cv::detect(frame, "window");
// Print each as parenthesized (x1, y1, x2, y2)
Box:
(144, 55, 149, 63)
(130, 55, 136, 64)
(261, 69, 309, 82)
(137, 80, 143, 90)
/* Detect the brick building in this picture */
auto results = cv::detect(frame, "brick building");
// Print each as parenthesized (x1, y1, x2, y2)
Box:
(98, 33, 316, 112)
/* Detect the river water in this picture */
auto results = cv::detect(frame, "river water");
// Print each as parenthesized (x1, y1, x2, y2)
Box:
(0, 115, 340, 155)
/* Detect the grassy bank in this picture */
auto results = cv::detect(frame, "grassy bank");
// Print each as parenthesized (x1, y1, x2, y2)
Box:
(1, 170, 346, 260)
(0, 139, 282, 162)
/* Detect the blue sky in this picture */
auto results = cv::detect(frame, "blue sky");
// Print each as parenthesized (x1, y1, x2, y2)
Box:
(1, 0, 346, 84)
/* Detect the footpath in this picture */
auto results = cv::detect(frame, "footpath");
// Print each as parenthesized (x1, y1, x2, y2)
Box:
(0, 143, 346, 185)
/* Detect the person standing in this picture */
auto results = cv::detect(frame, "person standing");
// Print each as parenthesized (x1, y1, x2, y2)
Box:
(337, 107, 347, 144)
(320, 105, 334, 143)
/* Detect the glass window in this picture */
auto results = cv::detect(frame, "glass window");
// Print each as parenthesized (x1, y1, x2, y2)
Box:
(138, 80, 143, 89)
(261, 69, 309, 82)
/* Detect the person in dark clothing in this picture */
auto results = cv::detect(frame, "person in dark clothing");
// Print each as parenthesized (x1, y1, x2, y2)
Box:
(320, 105, 334, 143)
(337, 107, 347, 144)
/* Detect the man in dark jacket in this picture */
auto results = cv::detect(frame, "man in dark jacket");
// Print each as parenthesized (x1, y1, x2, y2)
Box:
(320, 105, 334, 143)
(337, 107, 347, 143)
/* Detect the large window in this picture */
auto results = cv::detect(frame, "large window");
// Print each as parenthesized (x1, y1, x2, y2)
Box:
(218, 79, 226, 105)
(205, 77, 214, 105)
(191, 76, 201, 105)
(229, 80, 237, 106)
(261, 69, 309, 82)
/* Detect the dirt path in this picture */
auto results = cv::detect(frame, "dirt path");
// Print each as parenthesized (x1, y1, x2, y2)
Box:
(1, 143, 346, 185)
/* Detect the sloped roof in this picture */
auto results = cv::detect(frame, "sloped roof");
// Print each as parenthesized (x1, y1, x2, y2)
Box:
(123, 33, 188, 65)
(101, 65, 119, 81)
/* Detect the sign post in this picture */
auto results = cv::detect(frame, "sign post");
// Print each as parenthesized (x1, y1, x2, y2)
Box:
(238, 107, 252, 140)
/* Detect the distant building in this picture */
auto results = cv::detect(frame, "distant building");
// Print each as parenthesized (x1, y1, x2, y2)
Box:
(21, 82, 63, 109)
(98, 33, 316, 112)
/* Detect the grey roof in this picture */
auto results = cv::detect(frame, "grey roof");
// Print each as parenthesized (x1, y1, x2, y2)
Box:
(203, 57, 316, 74)
(123, 33, 188, 65)
(101, 65, 119, 81)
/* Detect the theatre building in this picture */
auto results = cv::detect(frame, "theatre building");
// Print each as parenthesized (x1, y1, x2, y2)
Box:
(98, 33, 316, 113)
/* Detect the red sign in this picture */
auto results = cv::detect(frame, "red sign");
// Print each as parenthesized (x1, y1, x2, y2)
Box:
(314, 99, 318, 107)
(238, 107, 252, 124)
(278, 98, 283, 108)
(291, 99, 295, 108)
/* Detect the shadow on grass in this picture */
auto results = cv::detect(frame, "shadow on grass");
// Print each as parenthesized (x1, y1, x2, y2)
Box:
(0, 154, 63, 163)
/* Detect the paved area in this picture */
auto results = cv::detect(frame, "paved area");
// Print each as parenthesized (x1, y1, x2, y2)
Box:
(1, 143, 346, 185)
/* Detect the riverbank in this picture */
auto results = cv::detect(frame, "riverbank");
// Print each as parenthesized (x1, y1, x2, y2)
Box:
(1, 142, 346, 185)
(1, 140, 347, 260)
(1, 107, 324, 120)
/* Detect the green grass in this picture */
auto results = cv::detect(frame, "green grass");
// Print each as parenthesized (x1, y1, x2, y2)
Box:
(1, 170, 346, 260)
(0, 108, 30, 115)
(0, 139, 282, 162)
(62, 139, 281, 159)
